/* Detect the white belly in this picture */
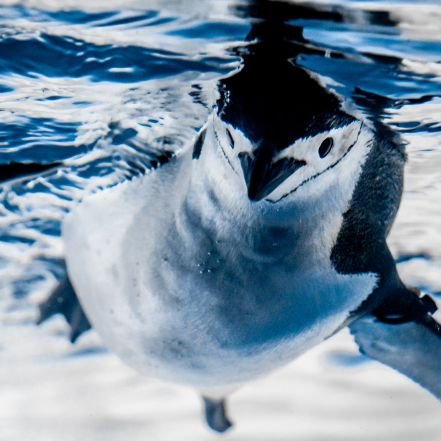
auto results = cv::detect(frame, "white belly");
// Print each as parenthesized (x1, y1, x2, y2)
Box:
(63, 170, 377, 390)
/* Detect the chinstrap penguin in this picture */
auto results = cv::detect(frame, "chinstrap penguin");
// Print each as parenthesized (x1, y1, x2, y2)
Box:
(40, 4, 441, 434)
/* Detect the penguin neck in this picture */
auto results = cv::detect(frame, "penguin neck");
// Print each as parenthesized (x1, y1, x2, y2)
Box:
(178, 148, 350, 264)
(186, 142, 353, 226)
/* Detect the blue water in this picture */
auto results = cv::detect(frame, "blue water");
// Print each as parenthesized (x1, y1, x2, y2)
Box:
(0, 0, 440, 439)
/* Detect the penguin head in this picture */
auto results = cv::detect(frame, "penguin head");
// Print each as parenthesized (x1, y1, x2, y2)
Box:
(193, 20, 375, 208)
(208, 111, 373, 204)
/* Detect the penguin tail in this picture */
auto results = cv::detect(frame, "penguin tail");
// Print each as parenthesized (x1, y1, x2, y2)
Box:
(37, 276, 91, 343)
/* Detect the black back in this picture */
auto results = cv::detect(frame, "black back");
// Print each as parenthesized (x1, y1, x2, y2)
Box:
(218, 16, 354, 154)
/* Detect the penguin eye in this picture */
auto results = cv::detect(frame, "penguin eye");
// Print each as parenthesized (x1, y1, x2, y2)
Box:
(318, 137, 333, 158)
(226, 129, 235, 149)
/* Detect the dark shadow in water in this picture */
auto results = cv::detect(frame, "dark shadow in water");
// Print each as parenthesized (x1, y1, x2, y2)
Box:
(229, 0, 408, 139)
(220, 4, 354, 154)
(233, 0, 441, 138)
(0, 162, 60, 183)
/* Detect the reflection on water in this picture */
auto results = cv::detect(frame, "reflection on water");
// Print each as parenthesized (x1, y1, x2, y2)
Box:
(0, 0, 440, 440)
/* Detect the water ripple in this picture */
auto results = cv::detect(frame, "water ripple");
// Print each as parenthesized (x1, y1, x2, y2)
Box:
(0, 32, 234, 81)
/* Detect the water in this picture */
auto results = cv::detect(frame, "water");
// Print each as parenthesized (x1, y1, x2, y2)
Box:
(0, 0, 440, 440)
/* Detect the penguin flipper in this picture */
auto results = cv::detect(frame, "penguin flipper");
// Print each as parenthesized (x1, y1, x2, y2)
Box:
(202, 397, 233, 433)
(37, 276, 91, 343)
(350, 299, 441, 400)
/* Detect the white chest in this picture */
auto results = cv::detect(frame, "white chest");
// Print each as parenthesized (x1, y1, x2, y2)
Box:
(63, 161, 377, 390)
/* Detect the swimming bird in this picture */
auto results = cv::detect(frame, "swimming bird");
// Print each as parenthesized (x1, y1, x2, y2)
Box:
(41, 7, 441, 433)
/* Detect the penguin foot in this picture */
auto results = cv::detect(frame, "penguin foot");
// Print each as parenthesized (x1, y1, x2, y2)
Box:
(202, 397, 233, 433)
(350, 313, 441, 399)
(38, 276, 91, 343)
(374, 288, 438, 325)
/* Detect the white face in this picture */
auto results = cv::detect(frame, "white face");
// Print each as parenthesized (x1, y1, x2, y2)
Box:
(211, 114, 374, 204)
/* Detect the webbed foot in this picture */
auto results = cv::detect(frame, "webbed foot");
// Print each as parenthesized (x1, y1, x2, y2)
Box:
(38, 276, 91, 343)
(202, 397, 233, 433)
(350, 289, 441, 399)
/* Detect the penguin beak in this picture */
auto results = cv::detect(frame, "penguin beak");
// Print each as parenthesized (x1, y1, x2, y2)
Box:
(239, 152, 306, 201)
